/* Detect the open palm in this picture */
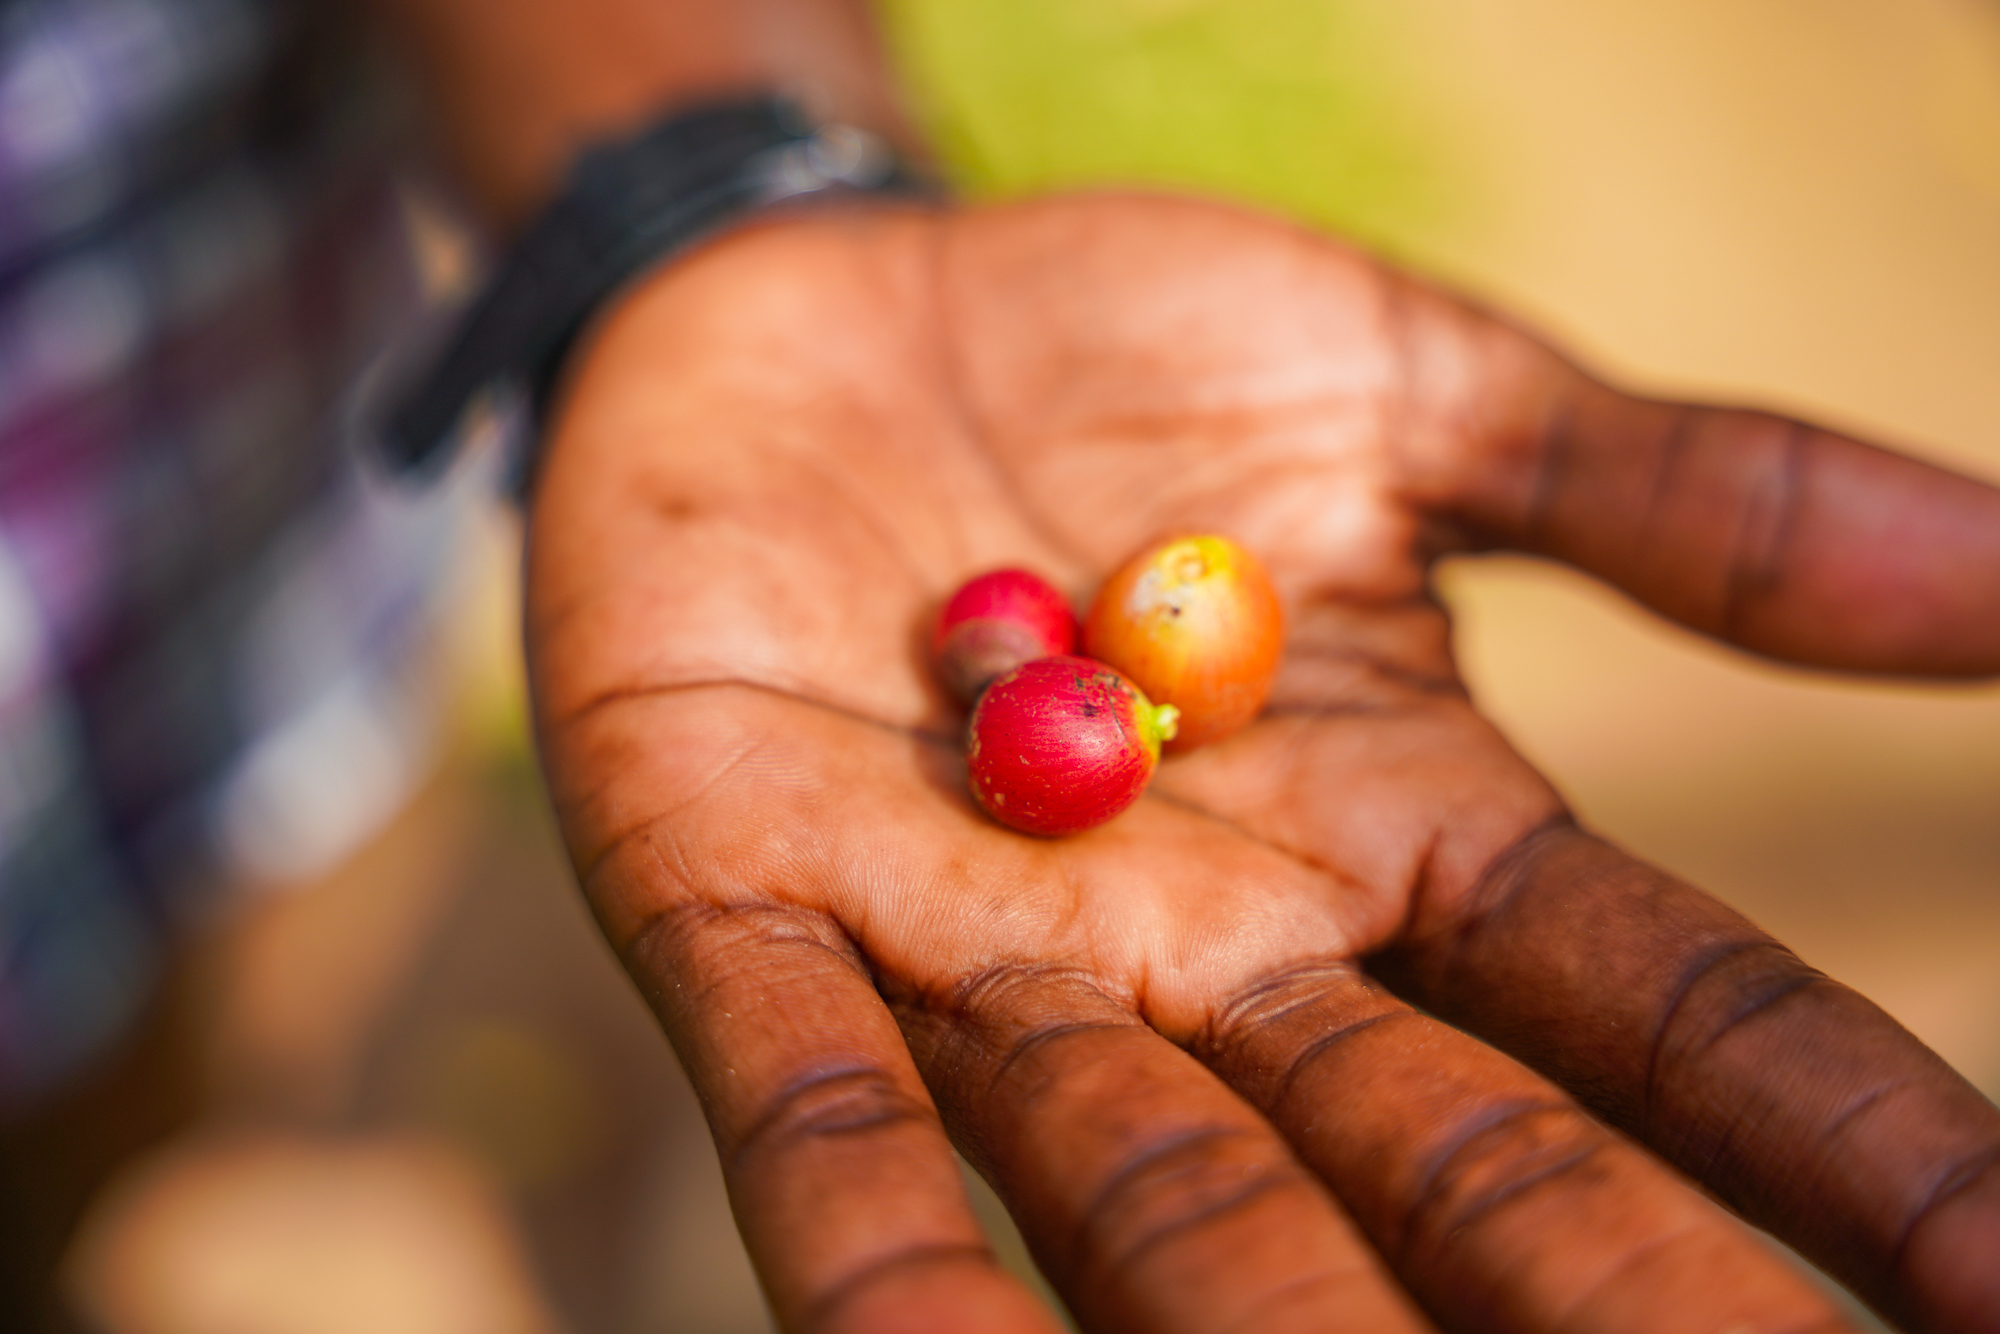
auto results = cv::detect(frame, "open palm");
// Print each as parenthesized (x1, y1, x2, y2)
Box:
(526, 194, 2000, 1334)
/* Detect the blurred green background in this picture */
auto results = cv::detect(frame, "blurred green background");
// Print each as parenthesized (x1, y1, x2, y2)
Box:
(883, 0, 1449, 249)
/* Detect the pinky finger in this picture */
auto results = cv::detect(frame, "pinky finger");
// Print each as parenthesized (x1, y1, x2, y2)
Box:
(618, 892, 1064, 1334)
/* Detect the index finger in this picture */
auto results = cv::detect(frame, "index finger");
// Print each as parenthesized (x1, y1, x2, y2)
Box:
(1391, 278, 2000, 676)
(1376, 822, 2000, 1334)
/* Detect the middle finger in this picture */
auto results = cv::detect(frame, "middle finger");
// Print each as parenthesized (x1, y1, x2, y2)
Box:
(1198, 961, 1860, 1334)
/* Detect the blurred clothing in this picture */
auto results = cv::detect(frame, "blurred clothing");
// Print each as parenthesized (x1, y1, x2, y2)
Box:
(0, 0, 471, 1111)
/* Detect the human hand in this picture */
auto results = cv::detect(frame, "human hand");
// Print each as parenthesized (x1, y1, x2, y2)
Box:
(525, 193, 2000, 1334)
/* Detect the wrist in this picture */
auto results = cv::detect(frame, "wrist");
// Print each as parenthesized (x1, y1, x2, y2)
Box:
(376, 97, 928, 482)
(374, 0, 924, 233)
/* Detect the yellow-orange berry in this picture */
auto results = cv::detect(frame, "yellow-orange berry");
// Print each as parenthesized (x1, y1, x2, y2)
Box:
(1082, 534, 1283, 751)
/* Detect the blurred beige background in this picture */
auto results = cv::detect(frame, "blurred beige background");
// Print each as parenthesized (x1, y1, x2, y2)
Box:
(50, 2, 1999, 1331)
(1415, 0, 2000, 1100)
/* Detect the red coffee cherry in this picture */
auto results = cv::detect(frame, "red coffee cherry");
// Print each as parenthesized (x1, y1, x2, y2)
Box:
(966, 656, 1179, 837)
(1083, 535, 1283, 751)
(933, 568, 1078, 705)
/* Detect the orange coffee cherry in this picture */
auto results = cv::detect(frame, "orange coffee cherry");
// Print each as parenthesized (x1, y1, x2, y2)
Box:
(1082, 534, 1283, 751)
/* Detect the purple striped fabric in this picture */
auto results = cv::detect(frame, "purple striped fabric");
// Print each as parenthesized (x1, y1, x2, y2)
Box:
(0, 0, 478, 1110)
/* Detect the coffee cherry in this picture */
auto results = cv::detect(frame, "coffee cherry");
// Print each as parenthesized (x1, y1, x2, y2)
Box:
(966, 656, 1179, 836)
(1083, 534, 1282, 751)
(933, 568, 1078, 704)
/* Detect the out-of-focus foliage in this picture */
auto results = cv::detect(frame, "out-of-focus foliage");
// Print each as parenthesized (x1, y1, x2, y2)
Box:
(881, 0, 1453, 250)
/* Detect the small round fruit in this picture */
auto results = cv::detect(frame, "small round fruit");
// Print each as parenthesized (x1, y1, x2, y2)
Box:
(932, 568, 1078, 704)
(966, 656, 1179, 837)
(1082, 534, 1283, 751)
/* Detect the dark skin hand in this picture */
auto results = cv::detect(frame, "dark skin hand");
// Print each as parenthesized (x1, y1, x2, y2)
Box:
(526, 191, 2000, 1334)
